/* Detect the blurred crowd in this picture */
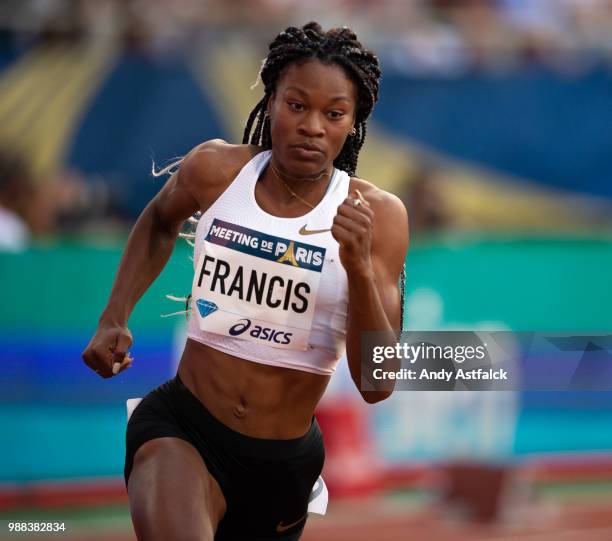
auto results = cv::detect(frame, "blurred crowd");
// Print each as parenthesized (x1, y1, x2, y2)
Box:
(0, 149, 127, 251)
(0, 0, 611, 72)
(0, 0, 609, 249)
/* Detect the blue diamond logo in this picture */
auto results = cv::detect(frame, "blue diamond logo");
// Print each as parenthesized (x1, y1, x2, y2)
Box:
(196, 299, 218, 318)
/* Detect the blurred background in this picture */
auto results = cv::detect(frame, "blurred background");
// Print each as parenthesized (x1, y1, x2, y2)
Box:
(1, 0, 612, 539)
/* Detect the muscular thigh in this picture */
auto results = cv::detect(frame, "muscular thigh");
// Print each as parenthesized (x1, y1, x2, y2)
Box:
(128, 437, 226, 541)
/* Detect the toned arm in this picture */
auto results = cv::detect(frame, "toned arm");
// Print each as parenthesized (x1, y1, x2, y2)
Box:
(334, 185, 409, 403)
(82, 139, 227, 378)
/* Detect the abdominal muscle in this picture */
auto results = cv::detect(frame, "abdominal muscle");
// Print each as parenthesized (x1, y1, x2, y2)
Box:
(177, 338, 331, 439)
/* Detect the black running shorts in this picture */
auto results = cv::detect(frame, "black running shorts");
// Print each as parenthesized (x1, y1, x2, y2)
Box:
(125, 375, 325, 540)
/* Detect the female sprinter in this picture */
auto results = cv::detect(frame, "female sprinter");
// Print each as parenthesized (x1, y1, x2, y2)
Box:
(82, 22, 408, 541)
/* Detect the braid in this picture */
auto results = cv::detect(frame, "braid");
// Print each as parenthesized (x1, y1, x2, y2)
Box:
(242, 22, 381, 176)
(261, 114, 272, 148)
(242, 97, 266, 144)
(251, 109, 266, 146)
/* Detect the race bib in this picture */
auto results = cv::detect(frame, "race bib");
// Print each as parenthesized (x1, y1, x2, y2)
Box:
(192, 219, 326, 350)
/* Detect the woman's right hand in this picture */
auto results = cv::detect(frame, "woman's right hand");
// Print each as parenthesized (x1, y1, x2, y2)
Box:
(82, 324, 134, 378)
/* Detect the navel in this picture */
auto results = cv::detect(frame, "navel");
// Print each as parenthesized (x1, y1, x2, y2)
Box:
(232, 397, 248, 419)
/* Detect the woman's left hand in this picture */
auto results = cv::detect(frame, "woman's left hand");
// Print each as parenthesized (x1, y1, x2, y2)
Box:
(331, 189, 374, 277)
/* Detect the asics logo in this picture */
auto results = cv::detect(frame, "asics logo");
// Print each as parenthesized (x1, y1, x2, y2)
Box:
(229, 319, 251, 336)
(228, 319, 293, 345)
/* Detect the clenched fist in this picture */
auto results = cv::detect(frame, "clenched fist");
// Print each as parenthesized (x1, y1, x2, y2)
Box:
(82, 323, 133, 378)
(331, 189, 374, 277)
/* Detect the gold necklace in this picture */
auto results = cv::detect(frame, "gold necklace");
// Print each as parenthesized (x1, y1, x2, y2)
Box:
(269, 163, 328, 210)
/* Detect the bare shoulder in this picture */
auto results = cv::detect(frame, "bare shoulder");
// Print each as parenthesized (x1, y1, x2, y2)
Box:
(349, 176, 408, 272)
(349, 177, 408, 226)
(178, 140, 265, 205)
(180, 140, 262, 188)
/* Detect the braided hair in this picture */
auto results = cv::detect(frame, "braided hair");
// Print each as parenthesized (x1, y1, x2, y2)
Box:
(242, 22, 381, 177)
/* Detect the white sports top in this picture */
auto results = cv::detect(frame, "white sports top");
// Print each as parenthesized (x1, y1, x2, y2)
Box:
(187, 150, 350, 375)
